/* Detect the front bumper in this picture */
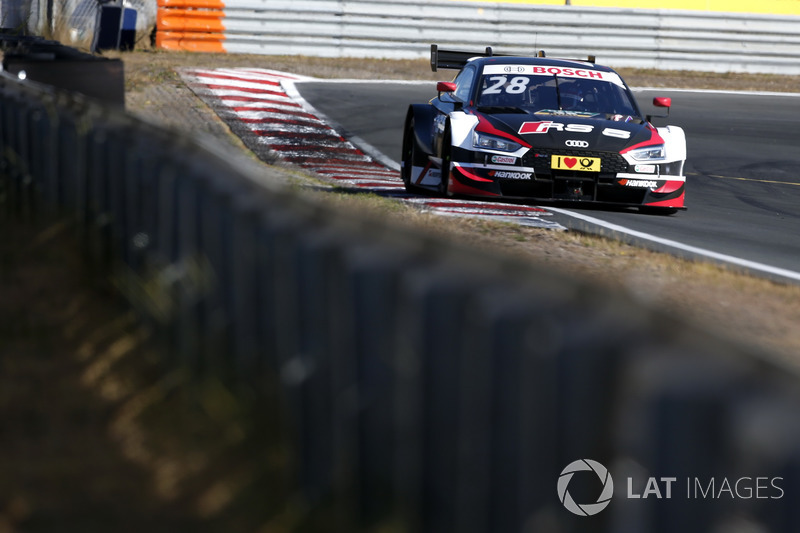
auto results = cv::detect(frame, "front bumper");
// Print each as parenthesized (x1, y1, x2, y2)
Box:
(449, 146, 686, 208)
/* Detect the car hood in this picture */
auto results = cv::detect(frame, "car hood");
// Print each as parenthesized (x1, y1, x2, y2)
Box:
(476, 111, 657, 152)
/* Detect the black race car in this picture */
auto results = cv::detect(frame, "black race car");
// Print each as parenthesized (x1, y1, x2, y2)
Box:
(401, 45, 686, 213)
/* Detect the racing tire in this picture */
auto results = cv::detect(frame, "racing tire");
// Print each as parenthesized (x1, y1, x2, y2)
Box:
(439, 124, 453, 197)
(401, 116, 428, 194)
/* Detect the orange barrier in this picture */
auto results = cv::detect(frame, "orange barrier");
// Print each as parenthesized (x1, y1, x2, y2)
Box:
(156, 0, 226, 51)
(157, 9, 225, 32)
(158, 0, 225, 8)
(156, 31, 226, 52)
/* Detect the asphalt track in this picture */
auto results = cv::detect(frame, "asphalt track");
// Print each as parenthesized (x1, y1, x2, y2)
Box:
(296, 81, 800, 283)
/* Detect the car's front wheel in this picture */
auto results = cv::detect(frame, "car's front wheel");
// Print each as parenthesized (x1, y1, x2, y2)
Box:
(438, 124, 453, 197)
(401, 116, 427, 194)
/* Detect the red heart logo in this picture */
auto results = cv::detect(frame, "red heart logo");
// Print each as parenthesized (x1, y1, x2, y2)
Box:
(564, 157, 577, 169)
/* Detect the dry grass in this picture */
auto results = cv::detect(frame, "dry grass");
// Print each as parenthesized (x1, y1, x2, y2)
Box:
(111, 47, 800, 90)
(0, 218, 286, 531)
(311, 189, 800, 365)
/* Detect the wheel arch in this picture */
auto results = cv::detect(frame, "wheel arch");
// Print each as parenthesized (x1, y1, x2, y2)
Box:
(658, 124, 687, 163)
(405, 104, 437, 157)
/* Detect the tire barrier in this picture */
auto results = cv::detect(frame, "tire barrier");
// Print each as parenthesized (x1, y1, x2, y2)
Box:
(92, 2, 138, 52)
(3, 47, 800, 532)
(154, 0, 800, 74)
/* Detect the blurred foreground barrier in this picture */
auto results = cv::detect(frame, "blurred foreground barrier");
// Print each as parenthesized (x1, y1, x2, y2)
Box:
(155, 0, 800, 74)
(0, 32, 124, 106)
(3, 51, 800, 532)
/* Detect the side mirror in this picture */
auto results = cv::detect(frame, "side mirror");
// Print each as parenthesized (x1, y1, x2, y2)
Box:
(436, 81, 462, 108)
(653, 97, 671, 109)
(436, 81, 457, 94)
(647, 96, 672, 122)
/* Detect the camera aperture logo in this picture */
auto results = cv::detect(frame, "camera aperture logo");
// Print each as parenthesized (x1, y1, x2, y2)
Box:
(557, 459, 614, 516)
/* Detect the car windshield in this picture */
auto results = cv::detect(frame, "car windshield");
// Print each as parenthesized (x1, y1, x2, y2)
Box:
(476, 71, 640, 119)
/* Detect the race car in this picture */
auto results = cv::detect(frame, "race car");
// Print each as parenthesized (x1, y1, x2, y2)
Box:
(401, 45, 686, 213)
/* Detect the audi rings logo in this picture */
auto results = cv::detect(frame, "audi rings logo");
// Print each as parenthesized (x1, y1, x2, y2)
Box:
(557, 459, 614, 516)
(565, 139, 589, 148)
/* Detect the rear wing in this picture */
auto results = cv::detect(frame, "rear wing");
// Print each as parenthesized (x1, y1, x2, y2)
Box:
(430, 44, 507, 71)
(430, 44, 597, 71)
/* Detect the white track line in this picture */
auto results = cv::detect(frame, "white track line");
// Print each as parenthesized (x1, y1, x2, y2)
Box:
(547, 206, 800, 282)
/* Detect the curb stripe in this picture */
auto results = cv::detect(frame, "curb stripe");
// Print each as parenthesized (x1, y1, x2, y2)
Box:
(181, 67, 563, 230)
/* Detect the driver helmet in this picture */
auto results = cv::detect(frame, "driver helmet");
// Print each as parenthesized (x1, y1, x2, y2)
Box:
(560, 82, 586, 110)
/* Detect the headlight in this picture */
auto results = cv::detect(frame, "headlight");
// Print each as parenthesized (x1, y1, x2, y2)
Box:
(628, 144, 666, 161)
(473, 132, 522, 152)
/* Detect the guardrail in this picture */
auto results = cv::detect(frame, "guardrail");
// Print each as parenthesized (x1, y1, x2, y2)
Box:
(4, 39, 800, 532)
(155, 0, 800, 74)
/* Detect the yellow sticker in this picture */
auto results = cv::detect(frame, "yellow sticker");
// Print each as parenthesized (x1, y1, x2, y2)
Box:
(551, 155, 601, 172)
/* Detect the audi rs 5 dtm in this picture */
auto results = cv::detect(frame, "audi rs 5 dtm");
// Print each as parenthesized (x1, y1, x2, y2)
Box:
(401, 45, 687, 213)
